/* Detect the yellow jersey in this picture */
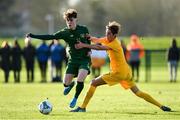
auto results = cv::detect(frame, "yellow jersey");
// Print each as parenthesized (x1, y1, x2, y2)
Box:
(92, 37, 129, 73)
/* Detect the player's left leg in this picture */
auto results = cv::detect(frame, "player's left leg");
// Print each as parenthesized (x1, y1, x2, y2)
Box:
(130, 85, 171, 112)
(70, 76, 107, 112)
(69, 69, 88, 108)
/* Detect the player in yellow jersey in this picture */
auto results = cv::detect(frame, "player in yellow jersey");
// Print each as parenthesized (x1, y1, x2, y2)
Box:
(71, 21, 171, 112)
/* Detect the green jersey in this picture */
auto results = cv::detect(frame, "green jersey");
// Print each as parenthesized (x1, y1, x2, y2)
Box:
(30, 25, 91, 62)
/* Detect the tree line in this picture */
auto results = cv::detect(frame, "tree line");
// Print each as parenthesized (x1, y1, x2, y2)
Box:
(0, 0, 180, 37)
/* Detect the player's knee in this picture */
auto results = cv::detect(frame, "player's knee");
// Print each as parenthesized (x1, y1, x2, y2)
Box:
(90, 79, 97, 87)
(63, 79, 72, 86)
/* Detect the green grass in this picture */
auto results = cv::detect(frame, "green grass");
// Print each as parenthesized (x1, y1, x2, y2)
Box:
(0, 63, 180, 120)
(0, 64, 180, 120)
(0, 82, 180, 120)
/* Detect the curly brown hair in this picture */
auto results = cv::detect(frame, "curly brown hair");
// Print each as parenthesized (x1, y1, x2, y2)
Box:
(63, 9, 77, 20)
(106, 21, 121, 35)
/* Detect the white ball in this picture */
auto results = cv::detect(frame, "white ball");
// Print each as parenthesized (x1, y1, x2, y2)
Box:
(38, 100, 53, 115)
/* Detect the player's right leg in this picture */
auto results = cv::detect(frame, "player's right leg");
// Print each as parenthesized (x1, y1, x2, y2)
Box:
(130, 85, 171, 112)
(64, 62, 79, 95)
(63, 74, 75, 95)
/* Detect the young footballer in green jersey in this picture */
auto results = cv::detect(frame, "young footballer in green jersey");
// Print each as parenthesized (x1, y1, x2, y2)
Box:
(27, 9, 91, 108)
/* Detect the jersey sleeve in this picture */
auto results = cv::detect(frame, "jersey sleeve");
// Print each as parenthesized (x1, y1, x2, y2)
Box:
(30, 30, 65, 40)
(30, 34, 56, 40)
(53, 30, 66, 40)
(91, 37, 107, 44)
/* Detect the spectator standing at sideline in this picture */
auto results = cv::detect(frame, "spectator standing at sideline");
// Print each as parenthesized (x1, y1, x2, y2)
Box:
(126, 34, 144, 82)
(36, 41, 49, 83)
(0, 41, 11, 83)
(11, 40, 22, 83)
(167, 38, 180, 82)
(23, 38, 36, 83)
(50, 39, 66, 82)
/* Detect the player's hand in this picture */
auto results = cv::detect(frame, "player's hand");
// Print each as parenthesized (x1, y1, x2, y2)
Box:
(85, 34, 91, 40)
(26, 33, 32, 38)
(24, 36, 31, 44)
(75, 41, 85, 49)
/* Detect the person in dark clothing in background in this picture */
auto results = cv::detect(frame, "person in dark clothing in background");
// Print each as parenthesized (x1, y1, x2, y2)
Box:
(23, 37, 36, 83)
(36, 41, 49, 82)
(11, 40, 22, 83)
(0, 41, 11, 83)
(50, 39, 66, 82)
(167, 38, 180, 82)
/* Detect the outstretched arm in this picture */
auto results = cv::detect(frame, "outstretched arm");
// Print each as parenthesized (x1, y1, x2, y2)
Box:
(26, 33, 58, 40)
(75, 41, 111, 50)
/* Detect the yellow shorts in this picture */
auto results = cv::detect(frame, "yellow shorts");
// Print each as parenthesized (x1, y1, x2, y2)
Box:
(101, 71, 135, 89)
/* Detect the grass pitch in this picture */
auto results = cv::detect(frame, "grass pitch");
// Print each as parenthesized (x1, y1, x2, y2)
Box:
(0, 82, 180, 120)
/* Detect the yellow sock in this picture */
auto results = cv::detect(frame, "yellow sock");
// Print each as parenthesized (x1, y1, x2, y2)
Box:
(81, 85, 96, 108)
(136, 91, 162, 108)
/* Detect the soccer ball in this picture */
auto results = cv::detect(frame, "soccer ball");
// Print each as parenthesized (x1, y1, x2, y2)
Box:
(38, 99, 53, 115)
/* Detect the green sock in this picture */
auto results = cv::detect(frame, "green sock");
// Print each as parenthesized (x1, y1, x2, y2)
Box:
(74, 81, 84, 99)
